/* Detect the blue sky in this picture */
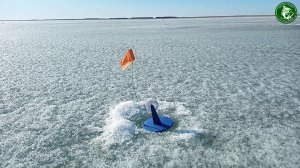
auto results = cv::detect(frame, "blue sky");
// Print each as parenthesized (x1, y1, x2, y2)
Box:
(0, 0, 299, 20)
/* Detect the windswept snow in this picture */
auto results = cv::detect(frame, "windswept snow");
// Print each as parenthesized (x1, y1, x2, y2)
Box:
(0, 17, 300, 167)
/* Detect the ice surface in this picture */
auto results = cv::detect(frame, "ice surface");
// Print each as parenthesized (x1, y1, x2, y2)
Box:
(0, 17, 300, 167)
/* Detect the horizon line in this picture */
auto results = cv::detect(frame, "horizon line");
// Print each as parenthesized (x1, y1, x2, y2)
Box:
(0, 14, 275, 21)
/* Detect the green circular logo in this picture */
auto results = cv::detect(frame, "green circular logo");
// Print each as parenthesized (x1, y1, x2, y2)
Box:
(275, 2, 297, 24)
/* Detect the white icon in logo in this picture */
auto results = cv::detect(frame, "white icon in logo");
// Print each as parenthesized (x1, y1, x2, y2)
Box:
(281, 6, 294, 20)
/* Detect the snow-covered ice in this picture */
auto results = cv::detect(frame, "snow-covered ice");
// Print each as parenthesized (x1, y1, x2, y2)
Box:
(0, 17, 300, 167)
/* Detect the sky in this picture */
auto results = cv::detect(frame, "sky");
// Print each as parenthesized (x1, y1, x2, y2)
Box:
(0, 0, 299, 20)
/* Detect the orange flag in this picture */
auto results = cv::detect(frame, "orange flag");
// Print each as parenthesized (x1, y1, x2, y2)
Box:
(120, 49, 135, 71)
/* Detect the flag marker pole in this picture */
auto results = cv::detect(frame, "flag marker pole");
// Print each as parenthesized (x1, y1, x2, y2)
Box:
(132, 62, 135, 100)
(132, 61, 143, 126)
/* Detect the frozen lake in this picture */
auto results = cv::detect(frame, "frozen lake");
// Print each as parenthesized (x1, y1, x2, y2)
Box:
(0, 17, 300, 167)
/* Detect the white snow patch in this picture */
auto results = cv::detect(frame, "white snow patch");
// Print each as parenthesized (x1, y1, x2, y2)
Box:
(94, 101, 145, 146)
(94, 100, 194, 147)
